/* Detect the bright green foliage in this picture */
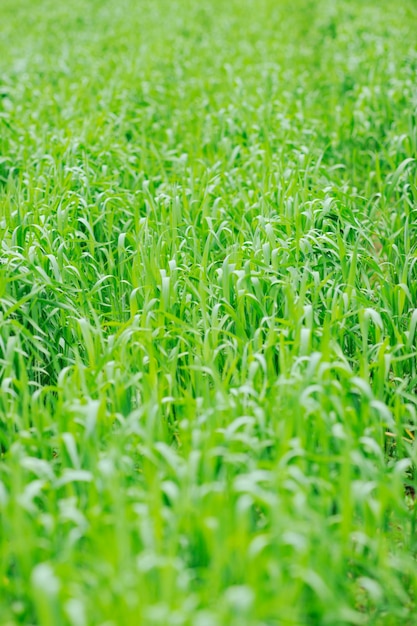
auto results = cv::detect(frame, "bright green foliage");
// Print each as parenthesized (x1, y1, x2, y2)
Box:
(1, 0, 417, 624)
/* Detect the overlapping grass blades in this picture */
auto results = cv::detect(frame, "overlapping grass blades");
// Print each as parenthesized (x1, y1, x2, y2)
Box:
(1, 0, 417, 624)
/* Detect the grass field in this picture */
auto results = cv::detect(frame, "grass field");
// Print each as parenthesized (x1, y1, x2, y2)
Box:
(1, 0, 417, 624)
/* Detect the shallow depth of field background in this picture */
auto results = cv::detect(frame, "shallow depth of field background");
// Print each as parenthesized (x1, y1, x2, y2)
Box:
(1, 0, 417, 624)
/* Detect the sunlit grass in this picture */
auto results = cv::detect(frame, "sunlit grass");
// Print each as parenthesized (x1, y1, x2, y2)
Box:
(1, 0, 417, 624)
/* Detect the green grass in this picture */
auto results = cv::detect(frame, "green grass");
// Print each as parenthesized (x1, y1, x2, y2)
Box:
(1, 0, 417, 623)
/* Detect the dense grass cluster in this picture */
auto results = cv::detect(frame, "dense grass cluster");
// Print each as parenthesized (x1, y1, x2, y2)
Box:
(1, 0, 417, 623)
